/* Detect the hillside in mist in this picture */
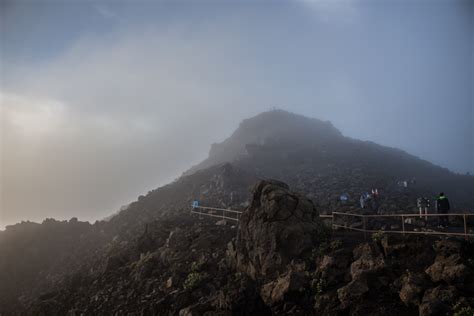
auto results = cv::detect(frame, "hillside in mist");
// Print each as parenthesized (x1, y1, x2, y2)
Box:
(1, 110, 473, 315)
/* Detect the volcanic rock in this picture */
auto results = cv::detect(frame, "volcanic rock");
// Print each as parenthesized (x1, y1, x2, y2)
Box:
(228, 180, 321, 279)
(399, 272, 430, 307)
(419, 285, 459, 316)
(337, 278, 369, 309)
(260, 269, 308, 306)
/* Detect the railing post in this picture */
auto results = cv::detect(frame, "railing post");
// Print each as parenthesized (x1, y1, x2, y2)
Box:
(464, 214, 467, 240)
(401, 215, 405, 236)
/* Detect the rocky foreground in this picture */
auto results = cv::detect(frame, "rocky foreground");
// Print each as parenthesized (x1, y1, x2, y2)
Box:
(12, 180, 474, 316)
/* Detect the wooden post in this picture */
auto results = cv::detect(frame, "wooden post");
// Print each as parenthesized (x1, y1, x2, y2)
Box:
(464, 214, 468, 240)
(401, 215, 405, 236)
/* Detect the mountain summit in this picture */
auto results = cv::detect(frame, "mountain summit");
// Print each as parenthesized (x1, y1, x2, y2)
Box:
(186, 110, 343, 175)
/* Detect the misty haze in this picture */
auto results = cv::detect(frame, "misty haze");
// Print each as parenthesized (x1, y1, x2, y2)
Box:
(0, 0, 473, 315)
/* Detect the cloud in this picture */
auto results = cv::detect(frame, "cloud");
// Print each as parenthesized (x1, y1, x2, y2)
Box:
(2, 93, 65, 137)
(0, 23, 271, 227)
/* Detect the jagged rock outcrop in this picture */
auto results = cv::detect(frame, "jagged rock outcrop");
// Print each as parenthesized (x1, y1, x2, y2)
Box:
(337, 278, 370, 309)
(399, 272, 431, 307)
(350, 243, 386, 280)
(260, 268, 308, 306)
(425, 239, 474, 293)
(228, 180, 322, 280)
(419, 285, 460, 316)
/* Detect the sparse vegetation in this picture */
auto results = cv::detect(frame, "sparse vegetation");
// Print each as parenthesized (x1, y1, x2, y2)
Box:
(453, 302, 474, 316)
(316, 243, 329, 258)
(311, 272, 327, 295)
(330, 239, 342, 250)
(183, 258, 207, 289)
(372, 231, 384, 242)
(312, 238, 343, 260)
(184, 272, 205, 290)
(190, 259, 204, 272)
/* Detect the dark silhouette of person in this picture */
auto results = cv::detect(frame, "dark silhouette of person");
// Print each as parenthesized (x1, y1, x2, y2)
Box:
(436, 192, 450, 227)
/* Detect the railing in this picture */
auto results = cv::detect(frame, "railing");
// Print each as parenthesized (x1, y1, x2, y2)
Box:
(191, 205, 473, 239)
(191, 205, 243, 222)
(328, 212, 474, 239)
(192, 206, 332, 222)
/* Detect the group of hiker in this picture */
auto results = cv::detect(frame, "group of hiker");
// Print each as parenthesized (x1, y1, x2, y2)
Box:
(417, 193, 451, 227)
(352, 188, 451, 227)
(358, 188, 380, 212)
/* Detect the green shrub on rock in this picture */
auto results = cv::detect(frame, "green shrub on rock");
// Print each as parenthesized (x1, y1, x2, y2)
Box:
(372, 231, 384, 243)
(183, 272, 205, 290)
(453, 302, 474, 316)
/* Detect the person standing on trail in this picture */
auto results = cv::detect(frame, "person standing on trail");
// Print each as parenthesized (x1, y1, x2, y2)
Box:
(436, 193, 450, 227)
(360, 194, 365, 209)
(360, 192, 371, 209)
(370, 189, 379, 213)
(417, 197, 430, 220)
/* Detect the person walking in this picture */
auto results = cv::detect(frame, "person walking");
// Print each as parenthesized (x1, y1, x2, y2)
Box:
(436, 193, 450, 227)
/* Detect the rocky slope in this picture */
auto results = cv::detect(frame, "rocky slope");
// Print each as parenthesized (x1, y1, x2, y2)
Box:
(5, 180, 474, 316)
(1, 110, 473, 315)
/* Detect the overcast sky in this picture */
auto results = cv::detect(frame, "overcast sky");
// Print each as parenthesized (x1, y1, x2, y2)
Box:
(1, 0, 473, 229)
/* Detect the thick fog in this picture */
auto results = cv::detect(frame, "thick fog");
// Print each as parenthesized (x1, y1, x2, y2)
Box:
(1, 0, 472, 229)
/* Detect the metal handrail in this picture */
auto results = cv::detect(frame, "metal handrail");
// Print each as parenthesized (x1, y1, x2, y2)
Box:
(193, 205, 243, 214)
(331, 211, 473, 239)
(328, 212, 474, 218)
(191, 205, 242, 222)
(191, 205, 473, 238)
(191, 210, 240, 222)
(332, 224, 474, 237)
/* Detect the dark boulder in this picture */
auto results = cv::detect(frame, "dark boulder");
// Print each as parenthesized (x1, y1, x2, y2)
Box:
(260, 269, 308, 306)
(337, 277, 369, 309)
(419, 285, 459, 316)
(398, 271, 431, 307)
(228, 180, 322, 280)
(350, 243, 386, 280)
(425, 239, 474, 290)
